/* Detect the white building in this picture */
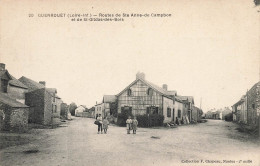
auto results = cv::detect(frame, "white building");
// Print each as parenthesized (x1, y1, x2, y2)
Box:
(75, 105, 86, 117)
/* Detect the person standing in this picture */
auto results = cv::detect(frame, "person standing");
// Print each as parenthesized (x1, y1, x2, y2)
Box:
(103, 117, 109, 134)
(126, 116, 132, 134)
(132, 116, 138, 134)
(97, 114, 103, 134)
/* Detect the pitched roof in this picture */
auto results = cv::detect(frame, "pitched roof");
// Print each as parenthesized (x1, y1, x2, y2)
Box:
(46, 88, 57, 94)
(18, 76, 45, 91)
(0, 70, 12, 79)
(103, 95, 117, 103)
(9, 75, 28, 89)
(0, 92, 29, 108)
(117, 78, 177, 100)
(77, 105, 86, 109)
(177, 96, 194, 104)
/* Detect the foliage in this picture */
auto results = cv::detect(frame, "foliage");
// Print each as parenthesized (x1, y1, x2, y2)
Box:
(136, 114, 164, 127)
(110, 101, 118, 117)
(117, 109, 133, 127)
(224, 113, 233, 121)
(69, 102, 77, 116)
(60, 103, 68, 117)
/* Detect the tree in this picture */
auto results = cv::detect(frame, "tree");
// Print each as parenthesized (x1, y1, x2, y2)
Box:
(69, 102, 77, 116)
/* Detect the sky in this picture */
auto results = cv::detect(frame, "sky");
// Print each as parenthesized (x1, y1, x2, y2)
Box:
(0, 0, 259, 111)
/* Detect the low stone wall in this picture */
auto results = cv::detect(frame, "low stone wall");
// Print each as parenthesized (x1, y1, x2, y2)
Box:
(10, 108, 29, 132)
(0, 103, 29, 132)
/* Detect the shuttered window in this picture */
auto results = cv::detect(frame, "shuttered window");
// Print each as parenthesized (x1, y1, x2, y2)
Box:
(167, 108, 171, 117)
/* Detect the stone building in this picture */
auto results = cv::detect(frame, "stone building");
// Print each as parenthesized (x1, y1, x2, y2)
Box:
(232, 81, 260, 126)
(116, 73, 197, 124)
(94, 95, 117, 119)
(0, 63, 29, 131)
(0, 92, 29, 132)
(232, 96, 247, 124)
(247, 81, 260, 126)
(19, 76, 62, 125)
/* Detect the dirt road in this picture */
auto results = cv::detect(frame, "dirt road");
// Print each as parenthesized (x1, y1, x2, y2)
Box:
(0, 118, 259, 166)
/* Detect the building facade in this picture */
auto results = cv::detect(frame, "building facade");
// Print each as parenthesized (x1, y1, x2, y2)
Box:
(0, 63, 29, 131)
(232, 81, 260, 126)
(19, 76, 62, 125)
(116, 73, 198, 124)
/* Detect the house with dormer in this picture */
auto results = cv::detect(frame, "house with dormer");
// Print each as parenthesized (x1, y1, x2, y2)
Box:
(0, 63, 29, 131)
(116, 72, 195, 124)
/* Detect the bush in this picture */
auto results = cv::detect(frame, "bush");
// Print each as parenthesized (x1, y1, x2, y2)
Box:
(136, 114, 164, 127)
(224, 113, 233, 121)
(117, 110, 133, 127)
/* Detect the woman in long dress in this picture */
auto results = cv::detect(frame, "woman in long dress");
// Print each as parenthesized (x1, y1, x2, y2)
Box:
(132, 116, 138, 134)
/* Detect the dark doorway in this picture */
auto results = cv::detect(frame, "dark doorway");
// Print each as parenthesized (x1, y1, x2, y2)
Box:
(172, 108, 175, 122)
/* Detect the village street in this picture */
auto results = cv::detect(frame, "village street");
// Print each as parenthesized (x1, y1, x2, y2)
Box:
(0, 118, 260, 166)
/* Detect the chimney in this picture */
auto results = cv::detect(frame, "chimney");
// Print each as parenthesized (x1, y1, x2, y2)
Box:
(0, 63, 6, 71)
(136, 72, 145, 80)
(39, 81, 46, 86)
(162, 84, 168, 90)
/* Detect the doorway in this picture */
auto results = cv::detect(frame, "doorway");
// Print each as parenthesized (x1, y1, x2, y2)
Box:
(172, 108, 175, 122)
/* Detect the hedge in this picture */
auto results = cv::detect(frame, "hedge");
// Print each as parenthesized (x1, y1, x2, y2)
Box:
(117, 110, 133, 127)
(136, 114, 164, 127)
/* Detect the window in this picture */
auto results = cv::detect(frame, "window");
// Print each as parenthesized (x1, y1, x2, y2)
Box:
(53, 96, 55, 102)
(252, 104, 255, 109)
(147, 88, 153, 96)
(178, 110, 181, 118)
(127, 89, 132, 96)
(52, 104, 56, 112)
(147, 106, 159, 115)
(167, 108, 171, 117)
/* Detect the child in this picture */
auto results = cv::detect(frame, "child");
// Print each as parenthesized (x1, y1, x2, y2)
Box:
(103, 117, 109, 134)
(132, 116, 138, 134)
(97, 114, 103, 134)
(126, 116, 132, 134)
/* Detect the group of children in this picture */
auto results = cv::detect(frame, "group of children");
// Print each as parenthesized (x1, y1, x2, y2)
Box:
(96, 114, 109, 134)
(126, 116, 138, 134)
(95, 114, 138, 134)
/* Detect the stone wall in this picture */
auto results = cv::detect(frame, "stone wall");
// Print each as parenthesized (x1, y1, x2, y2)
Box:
(247, 82, 260, 126)
(44, 90, 53, 125)
(10, 108, 29, 131)
(25, 88, 45, 124)
(0, 102, 28, 132)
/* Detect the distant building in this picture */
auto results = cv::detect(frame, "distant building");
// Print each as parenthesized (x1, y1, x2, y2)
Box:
(103, 95, 117, 117)
(94, 102, 104, 118)
(232, 95, 247, 123)
(75, 105, 86, 117)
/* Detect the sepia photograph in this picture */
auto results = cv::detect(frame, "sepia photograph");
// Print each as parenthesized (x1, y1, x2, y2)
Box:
(0, 0, 260, 166)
